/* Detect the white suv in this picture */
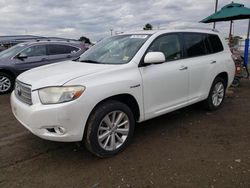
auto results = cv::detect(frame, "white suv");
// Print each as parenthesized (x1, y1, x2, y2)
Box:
(11, 28, 235, 157)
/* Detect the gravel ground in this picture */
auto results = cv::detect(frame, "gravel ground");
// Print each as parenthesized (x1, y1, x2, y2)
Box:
(0, 80, 250, 188)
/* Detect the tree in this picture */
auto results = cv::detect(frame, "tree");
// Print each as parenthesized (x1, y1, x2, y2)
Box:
(143, 23, 153, 30)
(79, 36, 91, 44)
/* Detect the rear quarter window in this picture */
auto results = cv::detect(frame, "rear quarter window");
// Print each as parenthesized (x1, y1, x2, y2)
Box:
(207, 34, 224, 53)
(67, 46, 80, 53)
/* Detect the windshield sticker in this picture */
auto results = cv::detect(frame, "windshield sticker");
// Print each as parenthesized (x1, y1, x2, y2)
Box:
(130, 35, 148, 39)
(123, 56, 129, 61)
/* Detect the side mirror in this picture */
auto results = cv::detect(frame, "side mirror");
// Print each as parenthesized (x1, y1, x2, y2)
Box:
(144, 52, 166, 64)
(17, 53, 28, 59)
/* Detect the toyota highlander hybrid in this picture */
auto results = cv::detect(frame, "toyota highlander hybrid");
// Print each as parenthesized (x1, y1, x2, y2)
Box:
(11, 28, 235, 157)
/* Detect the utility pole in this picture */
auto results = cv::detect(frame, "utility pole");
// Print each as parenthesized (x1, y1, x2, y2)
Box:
(213, 0, 219, 29)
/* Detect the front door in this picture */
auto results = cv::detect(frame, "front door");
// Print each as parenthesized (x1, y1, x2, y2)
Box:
(14, 44, 48, 74)
(139, 34, 189, 120)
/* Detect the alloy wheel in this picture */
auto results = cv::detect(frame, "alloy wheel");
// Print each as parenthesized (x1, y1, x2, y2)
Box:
(97, 111, 130, 151)
(0, 76, 11, 93)
(212, 82, 225, 107)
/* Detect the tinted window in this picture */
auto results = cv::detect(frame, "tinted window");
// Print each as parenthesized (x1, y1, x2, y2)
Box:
(208, 34, 224, 53)
(202, 34, 212, 54)
(148, 34, 182, 62)
(48, 45, 70, 55)
(184, 33, 208, 58)
(67, 46, 80, 53)
(0, 44, 28, 58)
(21, 45, 46, 57)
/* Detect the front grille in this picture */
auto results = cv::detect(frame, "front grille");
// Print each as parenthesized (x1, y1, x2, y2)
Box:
(15, 80, 32, 105)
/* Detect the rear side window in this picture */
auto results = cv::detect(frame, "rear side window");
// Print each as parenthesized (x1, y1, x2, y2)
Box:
(47, 44, 71, 55)
(183, 33, 207, 58)
(207, 34, 224, 53)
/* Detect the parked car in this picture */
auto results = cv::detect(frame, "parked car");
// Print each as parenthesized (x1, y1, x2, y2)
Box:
(0, 41, 86, 94)
(0, 45, 6, 52)
(11, 28, 235, 157)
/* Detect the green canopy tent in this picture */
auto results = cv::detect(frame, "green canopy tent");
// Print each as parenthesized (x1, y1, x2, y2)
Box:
(201, 2, 250, 67)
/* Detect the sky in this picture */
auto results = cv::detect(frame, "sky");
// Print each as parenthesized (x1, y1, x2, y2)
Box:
(0, 0, 250, 42)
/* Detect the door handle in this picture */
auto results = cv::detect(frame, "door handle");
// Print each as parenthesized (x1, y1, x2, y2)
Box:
(179, 66, 188, 71)
(210, 61, 217, 64)
(67, 55, 72, 58)
(41, 58, 47, 61)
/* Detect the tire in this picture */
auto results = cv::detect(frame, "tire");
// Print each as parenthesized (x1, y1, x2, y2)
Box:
(84, 100, 135, 158)
(242, 67, 249, 79)
(204, 77, 226, 111)
(231, 77, 240, 87)
(0, 72, 15, 94)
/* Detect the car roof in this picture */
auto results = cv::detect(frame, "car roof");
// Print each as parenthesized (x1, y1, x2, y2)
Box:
(20, 40, 82, 46)
(122, 27, 220, 36)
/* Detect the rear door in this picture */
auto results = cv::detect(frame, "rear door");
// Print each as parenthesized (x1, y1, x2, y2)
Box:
(47, 44, 78, 63)
(13, 44, 48, 73)
(182, 32, 222, 102)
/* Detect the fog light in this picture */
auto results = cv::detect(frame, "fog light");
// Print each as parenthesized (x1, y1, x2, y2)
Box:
(46, 127, 66, 135)
(54, 127, 66, 135)
(46, 128, 56, 133)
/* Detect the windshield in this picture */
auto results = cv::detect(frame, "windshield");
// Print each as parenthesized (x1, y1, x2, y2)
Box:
(0, 43, 27, 58)
(78, 34, 150, 64)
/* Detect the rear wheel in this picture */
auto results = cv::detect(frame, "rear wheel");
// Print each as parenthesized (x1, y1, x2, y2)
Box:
(0, 72, 14, 94)
(204, 77, 226, 111)
(84, 100, 135, 158)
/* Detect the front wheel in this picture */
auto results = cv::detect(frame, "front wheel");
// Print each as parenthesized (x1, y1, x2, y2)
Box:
(84, 100, 135, 158)
(0, 72, 14, 94)
(204, 77, 226, 111)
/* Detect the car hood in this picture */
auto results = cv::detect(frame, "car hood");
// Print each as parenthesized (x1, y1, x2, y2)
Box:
(17, 61, 116, 90)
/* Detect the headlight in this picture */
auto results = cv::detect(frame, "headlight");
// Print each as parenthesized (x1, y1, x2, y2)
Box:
(38, 86, 85, 104)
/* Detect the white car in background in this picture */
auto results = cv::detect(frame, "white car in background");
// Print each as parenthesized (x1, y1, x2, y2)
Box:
(11, 28, 235, 157)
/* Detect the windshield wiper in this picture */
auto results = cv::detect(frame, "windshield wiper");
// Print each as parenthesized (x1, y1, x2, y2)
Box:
(79, 59, 101, 64)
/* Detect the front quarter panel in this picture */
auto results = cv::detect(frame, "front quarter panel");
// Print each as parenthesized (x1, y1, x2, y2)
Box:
(64, 63, 144, 124)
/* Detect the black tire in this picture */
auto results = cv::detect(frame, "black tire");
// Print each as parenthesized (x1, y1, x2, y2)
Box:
(0, 72, 15, 94)
(203, 77, 226, 111)
(84, 100, 135, 158)
(242, 66, 249, 79)
(231, 77, 241, 87)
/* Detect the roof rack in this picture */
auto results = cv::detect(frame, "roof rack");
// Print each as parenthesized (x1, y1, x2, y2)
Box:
(175, 26, 219, 33)
(31, 38, 79, 43)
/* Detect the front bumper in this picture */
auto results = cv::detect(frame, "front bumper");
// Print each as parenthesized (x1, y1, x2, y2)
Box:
(10, 91, 89, 142)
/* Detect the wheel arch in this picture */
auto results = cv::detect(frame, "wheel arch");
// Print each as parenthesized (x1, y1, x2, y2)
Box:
(88, 93, 141, 123)
(216, 72, 228, 87)
(0, 68, 16, 80)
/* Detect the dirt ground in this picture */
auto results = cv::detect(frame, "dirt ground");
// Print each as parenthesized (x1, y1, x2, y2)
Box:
(0, 80, 250, 188)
